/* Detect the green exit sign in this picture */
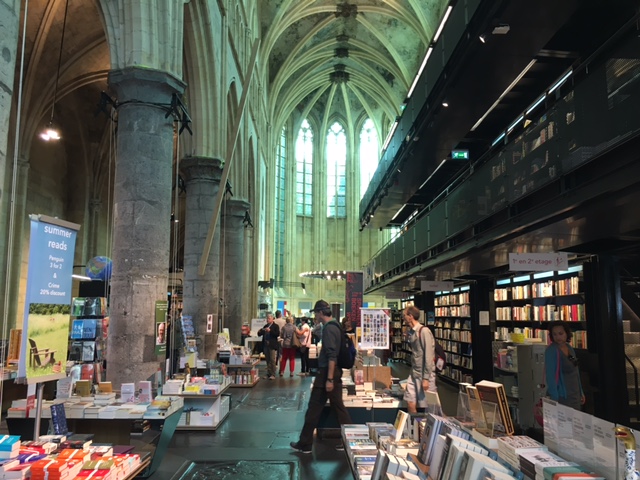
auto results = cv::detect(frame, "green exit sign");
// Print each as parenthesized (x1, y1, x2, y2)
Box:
(451, 149, 469, 160)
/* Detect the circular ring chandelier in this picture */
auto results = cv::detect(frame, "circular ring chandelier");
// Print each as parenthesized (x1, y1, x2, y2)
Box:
(299, 270, 347, 280)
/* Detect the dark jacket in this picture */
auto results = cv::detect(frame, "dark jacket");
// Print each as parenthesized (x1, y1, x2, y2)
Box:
(318, 320, 341, 368)
(258, 322, 280, 350)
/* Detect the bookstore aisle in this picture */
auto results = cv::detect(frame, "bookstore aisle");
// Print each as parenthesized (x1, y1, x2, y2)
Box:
(143, 361, 458, 480)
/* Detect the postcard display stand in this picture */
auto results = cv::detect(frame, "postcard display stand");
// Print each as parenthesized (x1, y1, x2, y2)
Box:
(69, 297, 108, 382)
(360, 309, 391, 420)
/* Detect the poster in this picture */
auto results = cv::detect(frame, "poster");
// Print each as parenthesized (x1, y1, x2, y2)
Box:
(360, 308, 390, 350)
(18, 215, 79, 383)
(155, 300, 168, 355)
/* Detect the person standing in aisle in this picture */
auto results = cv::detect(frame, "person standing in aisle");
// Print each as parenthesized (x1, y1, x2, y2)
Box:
(279, 316, 297, 377)
(274, 310, 286, 366)
(258, 313, 280, 380)
(545, 321, 585, 409)
(291, 300, 352, 454)
(403, 305, 437, 414)
(296, 317, 312, 375)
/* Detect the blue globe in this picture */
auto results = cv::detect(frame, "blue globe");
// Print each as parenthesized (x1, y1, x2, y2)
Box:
(86, 256, 113, 281)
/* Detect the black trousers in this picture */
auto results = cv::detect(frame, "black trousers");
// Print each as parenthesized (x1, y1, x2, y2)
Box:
(299, 347, 310, 373)
(298, 368, 352, 446)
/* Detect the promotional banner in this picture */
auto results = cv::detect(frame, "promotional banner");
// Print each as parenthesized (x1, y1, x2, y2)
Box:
(155, 300, 168, 355)
(345, 271, 364, 328)
(18, 215, 79, 383)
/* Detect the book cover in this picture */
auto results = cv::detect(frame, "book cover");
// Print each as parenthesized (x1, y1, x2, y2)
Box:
(70, 320, 84, 339)
(392, 410, 410, 442)
(82, 319, 97, 339)
(461, 449, 511, 480)
(474, 380, 515, 435)
(49, 403, 68, 435)
(82, 341, 96, 362)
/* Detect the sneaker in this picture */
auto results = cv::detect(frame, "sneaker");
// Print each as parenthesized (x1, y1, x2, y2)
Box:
(290, 441, 312, 454)
(269, 375, 275, 380)
(335, 443, 345, 451)
(290, 373, 294, 377)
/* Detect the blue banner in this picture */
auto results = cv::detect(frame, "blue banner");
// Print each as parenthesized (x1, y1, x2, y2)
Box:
(18, 215, 80, 383)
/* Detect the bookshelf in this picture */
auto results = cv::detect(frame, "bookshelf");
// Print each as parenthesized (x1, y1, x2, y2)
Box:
(491, 265, 588, 349)
(433, 286, 474, 385)
(491, 342, 546, 432)
(227, 359, 260, 387)
(389, 310, 406, 363)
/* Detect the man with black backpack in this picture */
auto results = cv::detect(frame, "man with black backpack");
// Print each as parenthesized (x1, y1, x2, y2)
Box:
(291, 299, 352, 454)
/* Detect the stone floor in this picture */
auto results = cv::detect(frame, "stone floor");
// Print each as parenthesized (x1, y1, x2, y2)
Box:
(149, 361, 459, 480)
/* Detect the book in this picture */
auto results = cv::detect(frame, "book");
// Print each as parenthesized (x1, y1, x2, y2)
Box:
(393, 410, 410, 442)
(50, 403, 69, 435)
(474, 380, 514, 435)
(82, 341, 96, 362)
(460, 449, 511, 480)
(81, 319, 97, 339)
(71, 320, 84, 339)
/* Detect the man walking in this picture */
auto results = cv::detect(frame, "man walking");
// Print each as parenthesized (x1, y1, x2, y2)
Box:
(291, 300, 352, 453)
(403, 305, 437, 413)
(258, 313, 280, 380)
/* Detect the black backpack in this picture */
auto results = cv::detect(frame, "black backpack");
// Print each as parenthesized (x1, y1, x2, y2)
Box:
(325, 322, 356, 369)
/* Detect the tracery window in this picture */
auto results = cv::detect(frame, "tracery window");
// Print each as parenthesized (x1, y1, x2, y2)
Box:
(327, 122, 346, 218)
(295, 119, 313, 216)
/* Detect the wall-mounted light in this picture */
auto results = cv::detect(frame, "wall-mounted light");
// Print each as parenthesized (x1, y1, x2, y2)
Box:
(40, 0, 70, 142)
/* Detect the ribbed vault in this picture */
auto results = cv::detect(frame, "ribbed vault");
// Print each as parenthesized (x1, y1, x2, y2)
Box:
(260, 0, 449, 138)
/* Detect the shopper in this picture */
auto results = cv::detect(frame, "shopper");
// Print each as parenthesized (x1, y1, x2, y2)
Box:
(291, 300, 352, 453)
(545, 321, 585, 409)
(296, 317, 312, 375)
(403, 305, 437, 414)
(279, 316, 297, 377)
(258, 313, 280, 380)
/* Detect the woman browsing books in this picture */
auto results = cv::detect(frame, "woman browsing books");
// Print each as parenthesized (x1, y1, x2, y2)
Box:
(544, 321, 585, 410)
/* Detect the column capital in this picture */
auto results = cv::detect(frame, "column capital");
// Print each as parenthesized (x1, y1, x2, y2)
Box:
(108, 67, 186, 103)
(180, 156, 223, 183)
(222, 199, 251, 220)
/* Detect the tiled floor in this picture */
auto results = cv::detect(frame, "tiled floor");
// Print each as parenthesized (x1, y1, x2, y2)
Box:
(149, 362, 459, 480)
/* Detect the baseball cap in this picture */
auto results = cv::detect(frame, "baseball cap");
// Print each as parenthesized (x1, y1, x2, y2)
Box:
(311, 299, 330, 313)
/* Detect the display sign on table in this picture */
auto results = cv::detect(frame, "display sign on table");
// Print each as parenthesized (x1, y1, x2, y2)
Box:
(18, 215, 79, 383)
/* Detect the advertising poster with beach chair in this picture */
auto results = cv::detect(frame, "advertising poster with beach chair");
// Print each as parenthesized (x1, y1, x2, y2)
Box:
(17, 215, 79, 383)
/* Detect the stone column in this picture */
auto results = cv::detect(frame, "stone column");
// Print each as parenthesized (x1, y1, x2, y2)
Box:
(0, 0, 21, 332)
(180, 156, 223, 358)
(220, 198, 250, 344)
(107, 67, 185, 388)
(88, 198, 102, 256)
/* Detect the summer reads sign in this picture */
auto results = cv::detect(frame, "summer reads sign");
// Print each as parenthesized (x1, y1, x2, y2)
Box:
(18, 215, 80, 383)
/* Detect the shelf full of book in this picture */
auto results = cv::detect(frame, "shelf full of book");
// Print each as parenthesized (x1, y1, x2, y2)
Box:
(490, 265, 588, 349)
(389, 310, 406, 363)
(434, 286, 473, 385)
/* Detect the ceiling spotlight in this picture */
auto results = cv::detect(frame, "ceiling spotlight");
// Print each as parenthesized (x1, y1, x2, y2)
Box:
(492, 24, 510, 35)
(479, 34, 486, 43)
(442, 100, 449, 107)
(40, 125, 61, 141)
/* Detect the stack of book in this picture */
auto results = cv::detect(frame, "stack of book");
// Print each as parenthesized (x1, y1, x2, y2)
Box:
(0, 436, 20, 460)
(517, 450, 600, 480)
(496, 435, 547, 470)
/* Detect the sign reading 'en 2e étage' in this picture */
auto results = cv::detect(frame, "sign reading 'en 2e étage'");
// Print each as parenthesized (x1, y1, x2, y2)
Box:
(508, 252, 568, 272)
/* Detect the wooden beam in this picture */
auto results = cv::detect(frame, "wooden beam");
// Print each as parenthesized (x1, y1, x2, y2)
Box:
(198, 39, 260, 275)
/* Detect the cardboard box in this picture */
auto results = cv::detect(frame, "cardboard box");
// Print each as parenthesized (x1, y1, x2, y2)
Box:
(362, 366, 392, 389)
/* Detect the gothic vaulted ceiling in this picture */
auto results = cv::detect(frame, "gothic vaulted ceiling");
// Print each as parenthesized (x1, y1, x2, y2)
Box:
(259, 0, 449, 137)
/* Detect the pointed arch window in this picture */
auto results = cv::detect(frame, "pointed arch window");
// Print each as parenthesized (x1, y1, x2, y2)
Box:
(327, 122, 346, 218)
(296, 119, 313, 216)
(359, 118, 379, 199)
(274, 126, 286, 281)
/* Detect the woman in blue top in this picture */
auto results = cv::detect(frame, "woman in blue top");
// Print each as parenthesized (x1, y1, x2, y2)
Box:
(544, 321, 585, 410)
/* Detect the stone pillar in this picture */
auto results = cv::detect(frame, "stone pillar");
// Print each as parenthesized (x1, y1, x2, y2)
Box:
(221, 198, 250, 344)
(180, 156, 223, 358)
(107, 67, 185, 388)
(0, 0, 21, 332)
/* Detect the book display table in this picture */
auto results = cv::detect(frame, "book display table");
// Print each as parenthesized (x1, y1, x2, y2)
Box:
(6, 402, 183, 478)
(317, 396, 402, 435)
(176, 383, 231, 430)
